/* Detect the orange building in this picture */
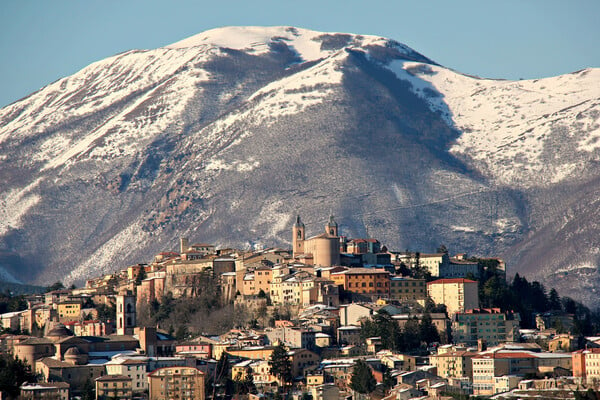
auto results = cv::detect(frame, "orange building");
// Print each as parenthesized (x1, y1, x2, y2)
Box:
(331, 268, 390, 298)
(573, 348, 600, 384)
(136, 275, 165, 306)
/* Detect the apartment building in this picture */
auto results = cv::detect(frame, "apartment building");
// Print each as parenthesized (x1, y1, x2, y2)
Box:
(389, 277, 426, 301)
(148, 366, 205, 400)
(427, 278, 479, 316)
(430, 350, 478, 379)
(452, 308, 520, 346)
(331, 268, 390, 298)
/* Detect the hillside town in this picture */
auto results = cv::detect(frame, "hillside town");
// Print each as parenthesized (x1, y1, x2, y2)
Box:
(1, 215, 598, 400)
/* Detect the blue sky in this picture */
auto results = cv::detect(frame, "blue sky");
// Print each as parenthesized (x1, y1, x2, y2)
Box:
(1, 0, 598, 108)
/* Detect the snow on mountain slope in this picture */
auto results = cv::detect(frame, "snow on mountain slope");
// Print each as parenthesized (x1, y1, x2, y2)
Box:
(168, 26, 394, 61)
(1, 26, 600, 305)
(386, 61, 600, 187)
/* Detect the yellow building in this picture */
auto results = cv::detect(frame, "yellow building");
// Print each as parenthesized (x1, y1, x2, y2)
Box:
(427, 278, 479, 316)
(225, 346, 275, 360)
(56, 301, 81, 322)
(430, 350, 477, 379)
(415, 253, 445, 276)
(95, 375, 132, 400)
(232, 360, 254, 381)
(548, 334, 577, 352)
(148, 366, 205, 400)
(247, 359, 277, 385)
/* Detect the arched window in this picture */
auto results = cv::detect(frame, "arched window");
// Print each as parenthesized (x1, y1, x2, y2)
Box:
(126, 303, 132, 313)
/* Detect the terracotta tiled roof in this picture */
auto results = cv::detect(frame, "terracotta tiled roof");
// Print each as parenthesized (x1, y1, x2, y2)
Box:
(427, 278, 477, 285)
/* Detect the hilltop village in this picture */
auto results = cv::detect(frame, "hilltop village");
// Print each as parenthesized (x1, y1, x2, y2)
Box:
(1, 216, 598, 400)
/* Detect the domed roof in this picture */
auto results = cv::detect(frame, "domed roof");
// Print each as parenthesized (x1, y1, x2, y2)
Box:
(47, 324, 74, 337)
(64, 346, 82, 356)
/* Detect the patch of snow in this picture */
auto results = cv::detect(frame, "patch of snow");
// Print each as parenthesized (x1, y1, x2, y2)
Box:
(452, 226, 476, 233)
(391, 183, 409, 205)
(245, 51, 345, 122)
(552, 263, 598, 275)
(166, 26, 393, 62)
(253, 201, 293, 242)
(64, 222, 149, 285)
(0, 179, 42, 236)
(205, 158, 260, 172)
(388, 61, 600, 187)
(185, 51, 347, 158)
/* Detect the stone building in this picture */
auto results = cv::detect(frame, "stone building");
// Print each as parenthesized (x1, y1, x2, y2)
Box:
(293, 215, 340, 267)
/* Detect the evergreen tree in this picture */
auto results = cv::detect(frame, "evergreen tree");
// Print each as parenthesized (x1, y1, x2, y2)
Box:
(401, 317, 421, 351)
(548, 289, 562, 311)
(360, 310, 402, 351)
(81, 379, 95, 400)
(212, 353, 233, 399)
(0, 354, 36, 399)
(269, 344, 292, 387)
(233, 367, 256, 395)
(350, 359, 376, 394)
(382, 368, 395, 392)
(419, 313, 440, 345)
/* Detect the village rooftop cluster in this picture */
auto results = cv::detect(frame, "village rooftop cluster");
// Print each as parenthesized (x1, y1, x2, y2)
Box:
(0, 215, 595, 400)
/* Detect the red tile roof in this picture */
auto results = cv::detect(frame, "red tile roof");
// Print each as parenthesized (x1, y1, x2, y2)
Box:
(474, 351, 536, 359)
(427, 278, 477, 285)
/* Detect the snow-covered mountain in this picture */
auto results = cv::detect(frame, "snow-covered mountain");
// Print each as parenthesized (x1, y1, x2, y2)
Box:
(1, 26, 599, 304)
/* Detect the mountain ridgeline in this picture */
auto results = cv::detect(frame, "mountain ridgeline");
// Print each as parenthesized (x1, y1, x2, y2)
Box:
(0, 27, 599, 305)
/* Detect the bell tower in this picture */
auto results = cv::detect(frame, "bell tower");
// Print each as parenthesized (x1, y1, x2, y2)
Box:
(292, 215, 305, 257)
(116, 291, 136, 335)
(326, 215, 338, 237)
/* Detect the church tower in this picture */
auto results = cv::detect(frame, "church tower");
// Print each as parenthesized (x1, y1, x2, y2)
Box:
(326, 215, 338, 237)
(292, 215, 305, 257)
(116, 291, 136, 335)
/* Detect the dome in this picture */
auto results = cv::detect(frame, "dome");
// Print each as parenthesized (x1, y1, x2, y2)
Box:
(64, 346, 82, 356)
(64, 346, 88, 365)
(47, 324, 74, 338)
